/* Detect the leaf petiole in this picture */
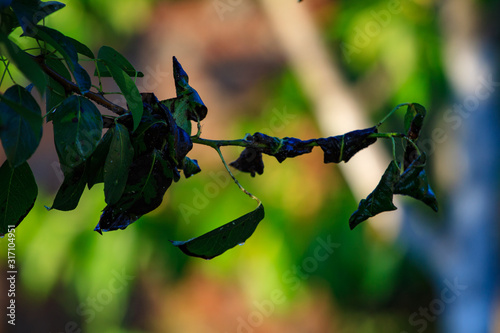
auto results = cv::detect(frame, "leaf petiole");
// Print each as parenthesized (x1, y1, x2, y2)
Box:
(0, 58, 16, 85)
(368, 131, 421, 163)
(376, 103, 410, 127)
(214, 146, 260, 204)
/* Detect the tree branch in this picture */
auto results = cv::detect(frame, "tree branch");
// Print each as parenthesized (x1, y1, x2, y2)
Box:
(33, 55, 127, 115)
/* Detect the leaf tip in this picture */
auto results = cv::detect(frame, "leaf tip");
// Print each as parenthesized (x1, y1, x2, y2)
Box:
(348, 215, 363, 230)
(169, 240, 182, 246)
(428, 199, 439, 212)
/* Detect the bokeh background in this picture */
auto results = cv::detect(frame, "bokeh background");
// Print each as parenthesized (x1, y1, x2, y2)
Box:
(1, 0, 499, 332)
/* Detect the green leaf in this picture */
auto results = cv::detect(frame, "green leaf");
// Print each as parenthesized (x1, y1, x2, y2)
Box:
(44, 53, 72, 80)
(45, 77, 67, 121)
(47, 162, 87, 211)
(97, 57, 143, 131)
(104, 123, 134, 205)
(172, 56, 208, 121)
(95, 149, 174, 233)
(11, 0, 65, 35)
(66, 35, 94, 59)
(0, 84, 42, 167)
(161, 97, 191, 134)
(87, 129, 112, 189)
(53, 95, 103, 168)
(35, 25, 91, 94)
(0, 160, 38, 235)
(404, 103, 426, 137)
(94, 46, 143, 77)
(171, 203, 265, 259)
(349, 161, 401, 230)
(44, 56, 71, 116)
(0, 7, 20, 35)
(394, 153, 438, 212)
(0, 86, 42, 134)
(0, 34, 47, 94)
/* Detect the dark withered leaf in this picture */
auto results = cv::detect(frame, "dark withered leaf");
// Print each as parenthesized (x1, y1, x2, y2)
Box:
(394, 153, 438, 212)
(131, 116, 170, 156)
(182, 157, 201, 178)
(404, 103, 426, 139)
(172, 56, 208, 122)
(251, 132, 281, 155)
(318, 126, 378, 163)
(272, 137, 314, 163)
(95, 149, 174, 233)
(316, 136, 341, 163)
(244, 133, 313, 163)
(141, 93, 191, 171)
(94, 93, 185, 233)
(403, 103, 426, 169)
(349, 161, 401, 230)
(142, 93, 178, 134)
(230, 148, 264, 177)
(403, 145, 419, 170)
(174, 126, 193, 165)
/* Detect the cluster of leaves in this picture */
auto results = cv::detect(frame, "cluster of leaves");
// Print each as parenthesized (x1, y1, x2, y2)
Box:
(228, 103, 438, 231)
(348, 104, 438, 229)
(229, 127, 378, 176)
(0, 0, 437, 260)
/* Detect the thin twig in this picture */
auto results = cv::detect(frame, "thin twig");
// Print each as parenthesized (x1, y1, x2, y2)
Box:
(32, 55, 127, 115)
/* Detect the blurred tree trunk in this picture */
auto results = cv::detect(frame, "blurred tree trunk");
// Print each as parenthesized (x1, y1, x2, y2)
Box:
(401, 1, 500, 332)
(259, 0, 402, 241)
